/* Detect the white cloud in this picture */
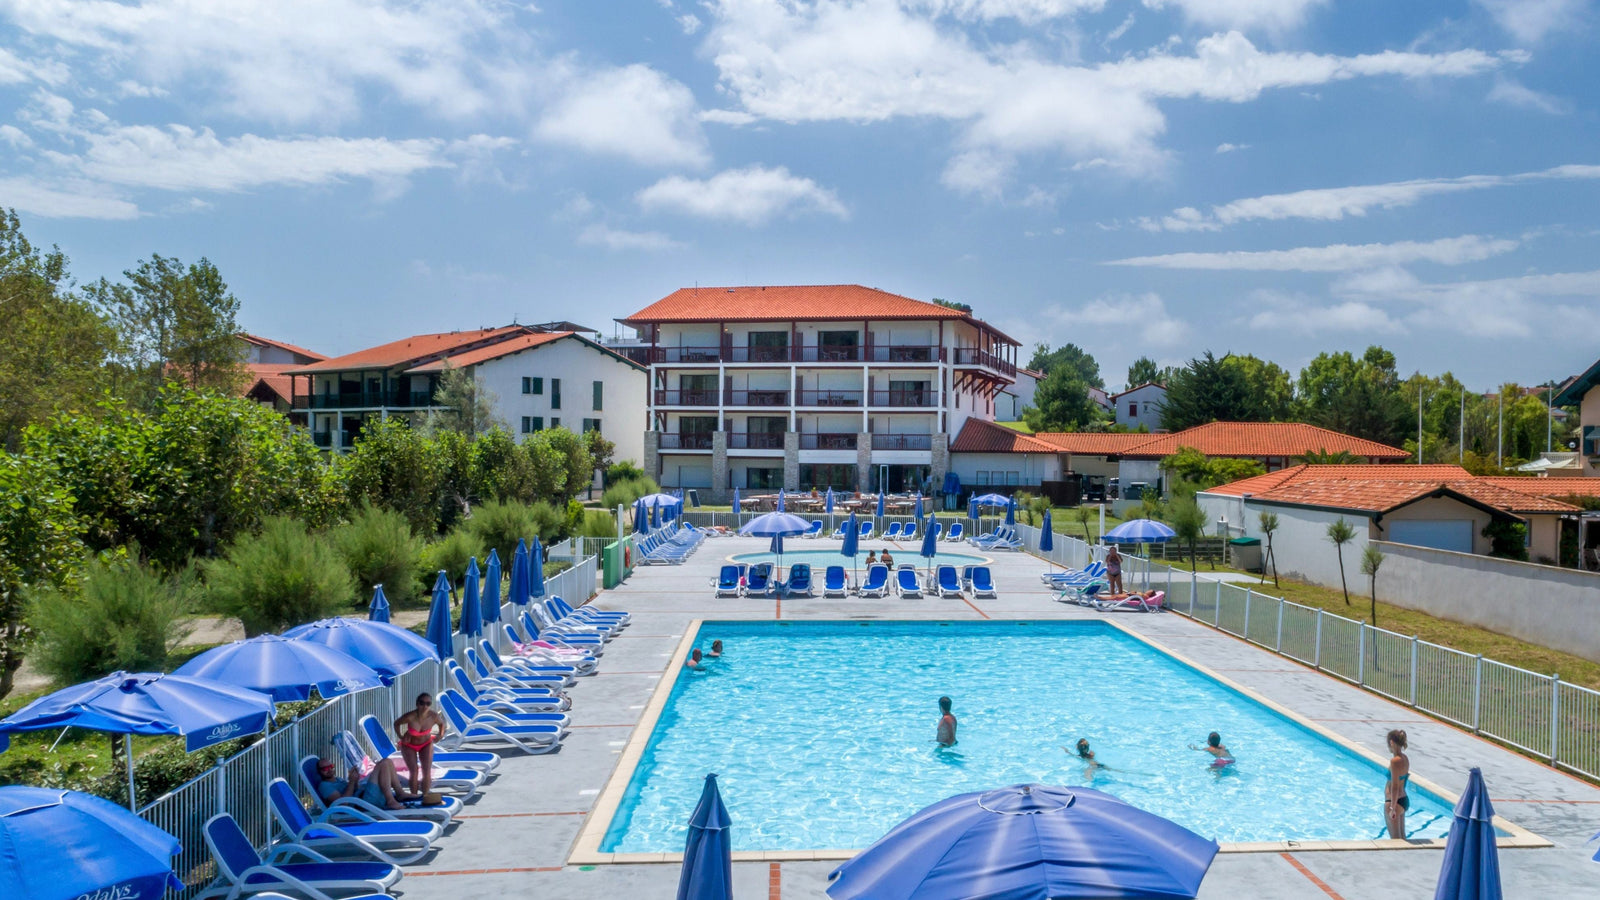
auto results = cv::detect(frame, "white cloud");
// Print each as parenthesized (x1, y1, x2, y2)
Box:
(1475, 0, 1589, 43)
(636, 165, 848, 225)
(577, 223, 686, 251)
(1104, 12, 1136, 42)
(1142, 0, 1328, 32)
(1108, 235, 1520, 272)
(1043, 292, 1186, 346)
(678, 13, 703, 33)
(1215, 142, 1248, 153)
(1136, 162, 1600, 231)
(0, 176, 140, 219)
(537, 64, 709, 168)
(911, 0, 1106, 23)
(0, 124, 34, 148)
(1244, 289, 1402, 335)
(0, 46, 68, 86)
(1487, 77, 1570, 114)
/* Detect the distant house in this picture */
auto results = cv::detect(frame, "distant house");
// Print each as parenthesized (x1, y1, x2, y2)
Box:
(1553, 360, 1600, 477)
(995, 368, 1041, 421)
(1111, 382, 1166, 431)
(238, 333, 326, 421)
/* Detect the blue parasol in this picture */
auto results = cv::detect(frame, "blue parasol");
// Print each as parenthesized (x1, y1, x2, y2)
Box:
(1005, 495, 1016, 526)
(1433, 767, 1502, 900)
(458, 557, 483, 639)
(425, 570, 454, 660)
(284, 618, 435, 681)
(778, 488, 786, 512)
(732, 487, 741, 527)
(828, 783, 1217, 900)
(1104, 519, 1177, 544)
(920, 515, 939, 578)
(841, 511, 860, 585)
(914, 493, 924, 524)
(739, 511, 811, 537)
(510, 539, 530, 606)
(529, 537, 546, 599)
(0, 786, 184, 900)
(482, 548, 503, 624)
(633, 499, 646, 534)
(367, 584, 391, 623)
(875, 491, 885, 528)
(1040, 509, 1055, 566)
(676, 774, 732, 900)
(175, 634, 383, 703)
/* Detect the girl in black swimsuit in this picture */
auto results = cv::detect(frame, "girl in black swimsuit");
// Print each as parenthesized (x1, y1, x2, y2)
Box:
(1385, 729, 1410, 838)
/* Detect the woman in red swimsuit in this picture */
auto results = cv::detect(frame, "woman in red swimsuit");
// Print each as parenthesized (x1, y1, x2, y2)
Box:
(393, 693, 447, 794)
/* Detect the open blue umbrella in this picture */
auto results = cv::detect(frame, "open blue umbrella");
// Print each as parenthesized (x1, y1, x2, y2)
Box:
(638, 492, 679, 507)
(285, 618, 436, 681)
(970, 493, 1011, 506)
(1433, 767, 1501, 900)
(828, 784, 1217, 900)
(483, 548, 503, 624)
(677, 773, 733, 900)
(510, 539, 530, 606)
(425, 570, 454, 660)
(842, 511, 860, 584)
(1005, 495, 1016, 526)
(0, 673, 274, 808)
(1040, 510, 1055, 565)
(458, 557, 483, 639)
(739, 511, 812, 537)
(0, 786, 183, 900)
(920, 515, 939, 578)
(529, 537, 547, 599)
(1105, 518, 1177, 543)
(176, 634, 383, 703)
(367, 584, 391, 623)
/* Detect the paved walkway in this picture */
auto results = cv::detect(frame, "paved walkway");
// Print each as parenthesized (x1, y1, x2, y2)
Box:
(394, 536, 1600, 899)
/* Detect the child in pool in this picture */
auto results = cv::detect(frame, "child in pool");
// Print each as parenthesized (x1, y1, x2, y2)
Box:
(1189, 731, 1235, 767)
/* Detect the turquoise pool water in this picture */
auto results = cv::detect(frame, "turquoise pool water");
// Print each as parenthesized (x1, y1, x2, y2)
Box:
(600, 621, 1457, 852)
(730, 549, 990, 569)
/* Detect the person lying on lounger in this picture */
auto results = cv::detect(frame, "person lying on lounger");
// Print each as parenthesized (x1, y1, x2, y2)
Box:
(314, 756, 417, 811)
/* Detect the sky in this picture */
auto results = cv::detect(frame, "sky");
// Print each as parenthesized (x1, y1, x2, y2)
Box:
(1, 0, 1597, 391)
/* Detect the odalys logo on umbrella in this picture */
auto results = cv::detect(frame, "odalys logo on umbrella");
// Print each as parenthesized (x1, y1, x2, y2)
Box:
(76, 883, 144, 900)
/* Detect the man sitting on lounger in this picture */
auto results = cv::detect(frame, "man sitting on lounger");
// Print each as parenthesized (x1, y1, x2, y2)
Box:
(314, 756, 417, 811)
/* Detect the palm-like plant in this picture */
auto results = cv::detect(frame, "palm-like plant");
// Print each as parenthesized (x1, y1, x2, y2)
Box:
(1295, 447, 1360, 465)
(1326, 517, 1356, 605)
(1169, 496, 1207, 572)
(1258, 510, 1280, 587)
(1359, 544, 1384, 626)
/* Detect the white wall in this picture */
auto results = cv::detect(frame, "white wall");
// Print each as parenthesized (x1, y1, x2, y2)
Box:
(1117, 459, 1163, 492)
(1197, 492, 1372, 590)
(951, 451, 1061, 486)
(1583, 389, 1600, 477)
(1114, 384, 1166, 431)
(473, 337, 648, 466)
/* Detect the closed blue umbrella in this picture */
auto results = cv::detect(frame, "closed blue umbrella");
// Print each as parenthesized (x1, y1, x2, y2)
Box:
(510, 539, 530, 606)
(0, 786, 183, 900)
(914, 493, 924, 524)
(483, 548, 503, 625)
(875, 491, 885, 528)
(732, 487, 741, 527)
(1433, 767, 1502, 900)
(425, 571, 454, 660)
(841, 511, 860, 584)
(1005, 495, 1016, 526)
(367, 584, 391, 623)
(285, 618, 435, 681)
(828, 783, 1217, 900)
(968, 497, 979, 522)
(778, 488, 786, 512)
(176, 634, 383, 703)
(1040, 510, 1055, 564)
(651, 502, 661, 530)
(825, 487, 835, 530)
(920, 515, 939, 578)
(769, 533, 784, 574)
(530, 537, 547, 599)
(633, 499, 647, 534)
(676, 773, 733, 900)
(458, 557, 483, 639)
(1105, 518, 1178, 543)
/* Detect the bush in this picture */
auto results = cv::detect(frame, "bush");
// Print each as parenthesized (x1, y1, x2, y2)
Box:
(578, 509, 617, 539)
(419, 527, 484, 589)
(465, 500, 541, 568)
(331, 504, 423, 607)
(605, 461, 644, 486)
(203, 516, 354, 635)
(600, 476, 659, 512)
(29, 556, 195, 684)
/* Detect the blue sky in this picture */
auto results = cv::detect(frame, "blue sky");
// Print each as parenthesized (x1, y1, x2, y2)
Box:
(2, 0, 1596, 390)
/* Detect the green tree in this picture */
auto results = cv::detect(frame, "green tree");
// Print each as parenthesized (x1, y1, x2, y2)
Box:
(204, 516, 354, 636)
(546, 427, 594, 500)
(1160, 352, 1253, 431)
(1160, 446, 1265, 489)
(1220, 354, 1296, 422)
(1168, 493, 1207, 572)
(341, 418, 444, 535)
(331, 504, 424, 607)
(1326, 518, 1356, 605)
(1126, 356, 1160, 387)
(0, 453, 83, 698)
(428, 364, 503, 438)
(1258, 510, 1279, 587)
(1359, 544, 1384, 626)
(1297, 347, 1408, 446)
(0, 210, 115, 451)
(91, 255, 247, 404)
(583, 428, 616, 480)
(1022, 365, 1100, 431)
(1294, 448, 1360, 465)
(29, 556, 194, 684)
(1027, 342, 1103, 388)
(931, 298, 973, 313)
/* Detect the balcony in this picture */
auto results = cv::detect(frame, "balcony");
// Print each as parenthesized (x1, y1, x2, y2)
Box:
(293, 390, 435, 410)
(658, 433, 714, 450)
(727, 432, 785, 450)
(872, 433, 933, 450)
(953, 347, 1017, 377)
(795, 389, 863, 408)
(799, 433, 859, 450)
(869, 345, 942, 363)
(795, 345, 862, 362)
(725, 346, 792, 363)
(654, 389, 720, 407)
(869, 390, 936, 408)
(646, 344, 947, 365)
(648, 346, 723, 364)
(724, 389, 790, 407)
(312, 431, 334, 448)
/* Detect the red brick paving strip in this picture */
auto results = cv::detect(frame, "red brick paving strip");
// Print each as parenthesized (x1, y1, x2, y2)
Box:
(1279, 853, 1347, 900)
(769, 862, 781, 900)
(410, 866, 565, 876)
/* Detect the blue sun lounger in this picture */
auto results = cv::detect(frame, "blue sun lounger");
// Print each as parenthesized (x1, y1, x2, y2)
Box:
(896, 567, 923, 598)
(858, 521, 874, 539)
(803, 520, 824, 538)
(714, 564, 743, 596)
(936, 565, 964, 598)
(199, 812, 401, 900)
(970, 566, 997, 598)
(831, 522, 849, 538)
(360, 715, 499, 774)
(944, 522, 964, 542)
(297, 757, 460, 824)
(859, 564, 890, 598)
(438, 690, 565, 755)
(901, 522, 917, 542)
(746, 563, 774, 596)
(823, 565, 848, 597)
(266, 778, 438, 866)
(883, 522, 904, 539)
(783, 563, 814, 597)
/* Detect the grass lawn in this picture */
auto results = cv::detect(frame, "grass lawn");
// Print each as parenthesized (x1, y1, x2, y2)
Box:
(1045, 504, 1133, 543)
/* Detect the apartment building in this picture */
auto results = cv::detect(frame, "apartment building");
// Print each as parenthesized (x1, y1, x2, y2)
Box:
(618, 285, 1020, 499)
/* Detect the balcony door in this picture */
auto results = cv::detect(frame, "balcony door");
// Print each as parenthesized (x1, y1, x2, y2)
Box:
(818, 330, 859, 361)
(748, 331, 789, 362)
(747, 416, 786, 450)
(677, 415, 717, 450)
(678, 373, 717, 406)
(888, 379, 930, 406)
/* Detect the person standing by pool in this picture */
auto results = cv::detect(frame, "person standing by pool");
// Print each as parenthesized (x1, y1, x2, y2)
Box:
(936, 696, 957, 747)
(393, 693, 446, 795)
(1104, 544, 1123, 594)
(1189, 731, 1234, 767)
(1384, 729, 1410, 838)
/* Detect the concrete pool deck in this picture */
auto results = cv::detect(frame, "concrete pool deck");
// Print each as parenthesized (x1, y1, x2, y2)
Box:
(394, 536, 1600, 899)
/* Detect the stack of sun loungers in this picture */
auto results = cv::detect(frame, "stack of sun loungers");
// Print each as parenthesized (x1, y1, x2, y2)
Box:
(968, 525, 1022, 550)
(635, 521, 705, 565)
(195, 592, 631, 900)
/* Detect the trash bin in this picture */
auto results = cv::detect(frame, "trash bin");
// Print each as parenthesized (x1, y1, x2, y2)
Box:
(1125, 482, 1148, 501)
(1228, 537, 1262, 572)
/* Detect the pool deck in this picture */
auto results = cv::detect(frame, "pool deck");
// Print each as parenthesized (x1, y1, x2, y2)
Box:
(394, 536, 1600, 899)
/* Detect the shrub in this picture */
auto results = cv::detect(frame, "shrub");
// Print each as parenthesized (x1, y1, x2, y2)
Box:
(466, 500, 540, 568)
(419, 527, 484, 589)
(331, 504, 423, 607)
(578, 509, 617, 539)
(203, 516, 355, 636)
(600, 476, 659, 512)
(605, 460, 644, 487)
(29, 556, 195, 684)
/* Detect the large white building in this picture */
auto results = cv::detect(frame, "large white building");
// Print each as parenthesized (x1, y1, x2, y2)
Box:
(617, 285, 1021, 499)
(285, 326, 647, 465)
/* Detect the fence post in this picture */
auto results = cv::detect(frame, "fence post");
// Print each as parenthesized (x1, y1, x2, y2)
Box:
(1166, 566, 1174, 604)
(1472, 655, 1483, 733)
(1409, 636, 1418, 706)
(1213, 580, 1222, 627)
(1357, 623, 1366, 685)
(1314, 609, 1323, 669)
(1243, 589, 1252, 643)
(1274, 599, 1284, 653)
(1550, 674, 1561, 765)
(216, 757, 227, 819)
(1188, 573, 1196, 616)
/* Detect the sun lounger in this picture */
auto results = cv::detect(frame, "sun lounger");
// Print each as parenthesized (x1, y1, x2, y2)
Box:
(297, 757, 460, 825)
(944, 522, 964, 542)
(541, 599, 617, 637)
(713, 564, 742, 597)
(783, 563, 814, 597)
(1094, 590, 1166, 613)
(464, 646, 570, 689)
(803, 520, 824, 538)
(859, 564, 891, 598)
(823, 565, 848, 597)
(485, 635, 596, 676)
(901, 522, 917, 542)
(475, 639, 581, 680)
(360, 715, 499, 775)
(936, 565, 963, 598)
(858, 521, 874, 539)
(437, 691, 565, 755)
(1058, 580, 1109, 605)
(1042, 561, 1106, 586)
(896, 567, 923, 598)
(448, 662, 571, 724)
(266, 778, 438, 866)
(549, 594, 630, 626)
(970, 566, 997, 599)
(883, 522, 904, 539)
(831, 523, 849, 538)
(519, 610, 605, 650)
(746, 563, 774, 596)
(199, 813, 401, 900)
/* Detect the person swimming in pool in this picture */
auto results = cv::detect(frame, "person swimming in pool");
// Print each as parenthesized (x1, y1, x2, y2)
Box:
(1068, 737, 1105, 777)
(686, 648, 703, 669)
(709, 639, 724, 659)
(935, 696, 957, 747)
(865, 551, 878, 567)
(1189, 731, 1235, 767)
(1385, 728, 1410, 839)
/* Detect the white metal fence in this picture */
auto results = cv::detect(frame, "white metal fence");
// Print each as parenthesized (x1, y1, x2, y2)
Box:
(1013, 524, 1600, 782)
(136, 553, 601, 897)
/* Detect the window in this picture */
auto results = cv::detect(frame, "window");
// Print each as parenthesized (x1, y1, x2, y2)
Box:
(1128, 402, 1138, 417)
(582, 418, 602, 433)
(745, 467, 783, 489)
(521, 416, 544, 433)
(551, 378, 561, 409)
(550, 417, 560, 429)
(800, 464, 857, 490)
(526, 377, 544, 395)
(747, 331, 789, 362)
(592, 380, 603, 411)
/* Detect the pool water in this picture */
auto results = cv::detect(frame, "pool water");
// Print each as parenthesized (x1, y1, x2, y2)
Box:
(600, 621, 1457, 852)
(730, 549, 991, 569)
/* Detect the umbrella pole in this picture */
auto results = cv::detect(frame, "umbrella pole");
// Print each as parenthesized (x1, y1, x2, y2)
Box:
(126, 734, 137, 811)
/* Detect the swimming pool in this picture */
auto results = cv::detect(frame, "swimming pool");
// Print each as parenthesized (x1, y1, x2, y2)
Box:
(729, 548, 991, 569)
(598, 620, 1458, 853)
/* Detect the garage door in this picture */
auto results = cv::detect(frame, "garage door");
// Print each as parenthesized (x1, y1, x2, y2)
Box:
(1388, 520, 1474, 553)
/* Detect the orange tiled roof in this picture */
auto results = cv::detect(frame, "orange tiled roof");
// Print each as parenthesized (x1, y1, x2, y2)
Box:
(240, 333, 326, 361)
(284, 326, 528, 374)
(619, 285, 1019, 344)
(1032, 432, 1157, 455)
(1206, 464, 1472, 497)
(404, 331, 647, 374)
(1448, 481, 1582, 514)
(1119, 422, 1409, 460)
(1211, 474, 1579, 516)
(950, 419, 1065, 454)
(1476, 476, 1600, 498)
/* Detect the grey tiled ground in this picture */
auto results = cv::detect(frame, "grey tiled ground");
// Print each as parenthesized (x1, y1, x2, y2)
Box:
(394, 537, 1600, 900)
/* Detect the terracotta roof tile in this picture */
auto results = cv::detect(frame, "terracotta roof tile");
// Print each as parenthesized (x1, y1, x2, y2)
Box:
(1446, 481, 1581, 514)
(1206, 464, 1472, 497)
(1208, 473, 1580, 516)
(1256, 480, 1443, 513)
(1120, 422, 1409, 460)
(239, 333, 327, 361)
(950, 419, 1064, 454)
(619, 284, 1019, 344)
(1031, 432, 1156, 455)
(285, 326, 528, 374)
(1476, 476, 1600, 498)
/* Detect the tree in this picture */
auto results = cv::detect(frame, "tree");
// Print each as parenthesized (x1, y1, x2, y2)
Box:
(1168, 494, 1207, 572)
(0, 209, 115, 451)
(341, 418, 444, 535)
(546, 427, 594, 500)
(1327, 518, 1356, 605)
(1160, 352, 1253, 431)
(1126, 356, 1160, 387)
(1297, 347, 1409, 446)
(1160, 446, 1265, 489)
(1219, 354, 1295, 422)
(583, 428, 616, 479)
(1258, 511, 1279, 587)
(29, 556, 194, 684)
(1022, 365, 1101, 431)
(1027, 342, 1103, 388)
(0, 453, 82, 699)
(429, 364, 503, 438)
(204, 516, 355, 636)
(92, 255, 247, 404)
(1359, 544, 1384, 626)
(331, 504, 424, 607)
(1294, 448, 1360, 465)
(1077, 504, 1094, 542)
(931, 298, 972, 313)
